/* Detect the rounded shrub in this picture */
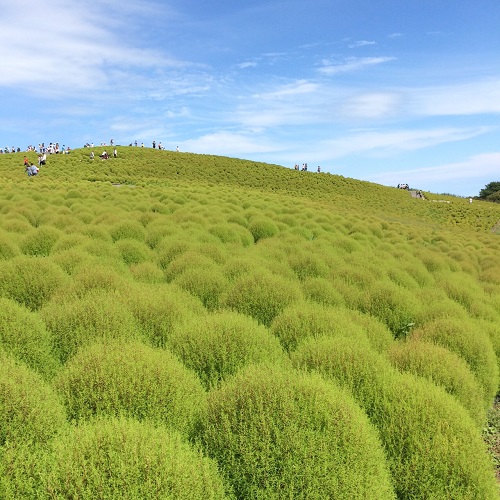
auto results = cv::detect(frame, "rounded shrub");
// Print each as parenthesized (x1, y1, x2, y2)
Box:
(0, 229, 19, 260)
(357, 281, 421, 338)
(33, 418, 230, 499)
(222, 270, 302, 327)
(0, 256, 68, 311)
(248, 218, 279, 242)
(54, 341, 206, 437)
(410, 317, 499, 407)
(123, 282, 205, 348)
(387, 339, 485, 427)
(129, 261, 165, 283)
(0, 298, 59, 379)
(40, 289, 144, 363)
(20, 225, 62, 256)
(270, 302, 392, 353)
(0, 351, 66, 447)
(168, 311, 287, 389)
(109, 219, 147, 242)
(300, 276, 345, 307)
(199, 365, 395, 499)
(173, 267, 229, 311)
(208, 223, 253, 246)
(114, 238, 151, 265)
(291, 336, 499, 499)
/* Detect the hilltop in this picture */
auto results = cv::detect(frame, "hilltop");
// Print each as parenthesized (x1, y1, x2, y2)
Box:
(1, 147, 500, 498)
(7, 146, 500, 232)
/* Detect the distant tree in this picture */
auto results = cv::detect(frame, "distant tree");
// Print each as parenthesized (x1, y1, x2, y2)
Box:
(479, 181, 500, 202)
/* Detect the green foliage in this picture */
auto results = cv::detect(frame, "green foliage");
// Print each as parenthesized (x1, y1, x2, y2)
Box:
(479, 181, 500, 202)
(20, 225, 62, 256)
(411, 317, 499, 408)
(387, 339, 486, 427)
(2, 418, 230, 499)
(40, 290, 144, 363)
(54, 341, 206, 437)
(0, 256, 69, 310)
(123, 282, 205, 348)
(0, 351, 66, 447)
(292, 337, 499, 499)
(1, 149, 500, 494)
(248, 218, 279, 242)
(270, 302, 391, 353)
(199, 365, 396, 499)
(168, 311, 287, 389)
(222, 270, 302, 327)
(0, 298, 59, 379)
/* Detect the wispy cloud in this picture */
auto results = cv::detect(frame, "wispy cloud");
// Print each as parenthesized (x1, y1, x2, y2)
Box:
(320, 127, 491, 158)
(0, 0, 188, 97)
(410, 79, 500, 116)
(183, 131, 281, 156)
(348, 40, 376, 48)
(319, 56, 396, 75)
(237, 62, 258, 69)
(367, 152, 500, 194)
(252, 80, 319, 99)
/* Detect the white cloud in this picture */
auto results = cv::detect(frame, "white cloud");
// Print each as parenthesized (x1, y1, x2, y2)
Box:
(367, 152, 500, 194)
(411, 79, 500, 116)
(319, 57, 396, 75)
(0, 0, 187, 96)
(183, 131, 281, 156)
(237, 62, 258, 69)
(341, 92, 402, 119)
(252, 80, 319, 100)
(321, 127, 491, 158)
(348, 40, 376, 48)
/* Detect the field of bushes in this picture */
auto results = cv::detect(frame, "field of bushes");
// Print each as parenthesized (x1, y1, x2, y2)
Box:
(1, 147, 500, 498)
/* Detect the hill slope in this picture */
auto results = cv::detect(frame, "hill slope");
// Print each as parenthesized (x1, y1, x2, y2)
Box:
(1, 147, 500, 498)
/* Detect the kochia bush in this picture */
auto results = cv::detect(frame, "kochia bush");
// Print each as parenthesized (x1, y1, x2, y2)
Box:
(0, 351, 66, 447)
(168, 311, 287, 389)
(6, 418, 230, 499)
(198, 365, 396, 499)
(0, 298, 59, 380)
(54, 341, 206, 438)
(292, 336, 498, 499)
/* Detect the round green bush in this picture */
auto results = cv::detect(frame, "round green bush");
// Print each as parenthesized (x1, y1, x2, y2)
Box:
(168, 311, 287, 389)
(292, 336, 499, 499)
(387, 339, 485, 427)
(0, 298, 59, 379)
(31, 418, 230, 499)
(0, 229, 19, 260)
(109, 219, 147, 242)
(114, 238, 151, 265)
(0, 351, 66, 447)
(123, 282, 205, 348)
(20, 225, 62, 256)
(222, 270, 302, 327)
(40, 289, 144, 363)
(248, 218, 279, 242)
(199, 365, 395, 499)
(410, 317, 499, 408)
(173, 267, 229, 311)
(270, 302, 392, 353)
(54, 341, 206, 437)
(208, 223, 253, 246)
(357, 281, 422, 338)
(0, 256, 69, 311)
(300, 276, 345, 307)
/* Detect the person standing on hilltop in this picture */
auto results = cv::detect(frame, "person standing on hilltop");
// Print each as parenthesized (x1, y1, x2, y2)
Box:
(153, 141, 156, 149)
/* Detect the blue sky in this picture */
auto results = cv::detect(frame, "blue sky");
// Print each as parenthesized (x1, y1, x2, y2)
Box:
(1, 0, 499, 196)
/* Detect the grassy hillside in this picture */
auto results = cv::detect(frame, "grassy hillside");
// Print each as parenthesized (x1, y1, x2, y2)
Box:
(1, 147, 500, 498)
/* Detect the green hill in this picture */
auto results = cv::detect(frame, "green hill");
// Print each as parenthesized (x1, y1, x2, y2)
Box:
(1, 147, 500, 498)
